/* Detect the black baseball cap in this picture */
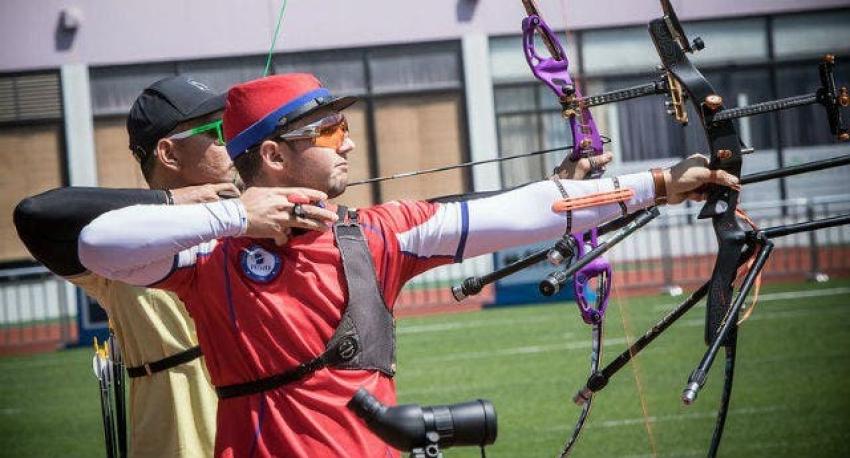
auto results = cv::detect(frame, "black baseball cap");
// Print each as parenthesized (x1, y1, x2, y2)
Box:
(127, 75, 226, 161)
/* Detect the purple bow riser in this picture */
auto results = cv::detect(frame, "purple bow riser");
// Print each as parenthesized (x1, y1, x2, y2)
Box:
(521, 15, 604, 168)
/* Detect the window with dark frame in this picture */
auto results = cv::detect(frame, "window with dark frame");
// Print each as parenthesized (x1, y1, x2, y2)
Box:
(0, 72, 65, 264)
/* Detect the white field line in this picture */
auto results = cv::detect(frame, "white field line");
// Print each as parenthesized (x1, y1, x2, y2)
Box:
(673, 302, 849, 329)
(540, 406, 785, 432)
(401, 295, 849, 391)
(399, 287, 850, 335)
(652, 286, 850, 312)
(754, 286, 850, 301)
(410, 296, 848, 365)
(538, 406, 786, 437)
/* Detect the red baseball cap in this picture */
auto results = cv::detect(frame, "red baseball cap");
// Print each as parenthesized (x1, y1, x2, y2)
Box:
(224, 73, 357, 159)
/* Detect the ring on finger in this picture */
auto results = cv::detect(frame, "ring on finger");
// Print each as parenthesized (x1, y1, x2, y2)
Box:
(292, 204, 306, 218)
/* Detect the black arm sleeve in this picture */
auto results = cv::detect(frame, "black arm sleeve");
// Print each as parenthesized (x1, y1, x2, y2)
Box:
(13, 187, 169, 276)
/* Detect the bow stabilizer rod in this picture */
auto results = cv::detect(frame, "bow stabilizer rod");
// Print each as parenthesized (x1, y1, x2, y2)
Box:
(451, 234, 576, 301)
(539, 207, 660, 297)
(741, 154, 850, 185)
(681, 236, 774, 405)
(683, 212, 850, 405)
(572, 244, 756, 405)
(451, 209, 651, 301)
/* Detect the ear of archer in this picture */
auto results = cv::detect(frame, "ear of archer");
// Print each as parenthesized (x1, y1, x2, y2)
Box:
(154, 138, 181, 173)
(259, 139, 287, 173)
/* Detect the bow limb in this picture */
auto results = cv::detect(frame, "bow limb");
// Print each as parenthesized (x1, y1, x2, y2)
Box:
(648, 3, 748, 456)
(558, 320, 601, 458)
(520, 10, 605, 176)
(522, 2, 611, 320)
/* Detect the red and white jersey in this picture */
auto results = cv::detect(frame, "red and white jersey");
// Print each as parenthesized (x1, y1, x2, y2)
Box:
(156, 200, 454, 458)
(79, 173, 657, 458)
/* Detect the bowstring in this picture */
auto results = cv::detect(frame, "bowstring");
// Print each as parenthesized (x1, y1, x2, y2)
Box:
(263, 0, 290, 77)
(612, 278, 659, 457)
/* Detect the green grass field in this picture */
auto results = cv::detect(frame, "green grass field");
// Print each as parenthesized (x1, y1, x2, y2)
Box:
(1, 280, 849, 457)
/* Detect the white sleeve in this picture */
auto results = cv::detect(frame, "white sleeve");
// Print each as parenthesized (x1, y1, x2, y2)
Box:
(462, 172, 656, 258)
(78, 199, 247, 286)
(395, 172, 656, 261)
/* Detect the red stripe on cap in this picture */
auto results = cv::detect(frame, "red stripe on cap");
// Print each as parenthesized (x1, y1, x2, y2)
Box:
(223, 73, 323, 142)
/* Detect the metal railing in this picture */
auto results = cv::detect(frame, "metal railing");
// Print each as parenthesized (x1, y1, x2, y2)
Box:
(0, 266, 77, 355)
(597, 195, 850, 295)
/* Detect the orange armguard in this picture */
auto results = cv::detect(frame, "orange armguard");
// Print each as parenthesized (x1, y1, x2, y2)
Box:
(551, 188, 635, 213)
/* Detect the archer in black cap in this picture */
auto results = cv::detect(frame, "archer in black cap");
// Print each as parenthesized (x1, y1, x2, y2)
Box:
(127, 75, 225, 164)
(12, 75, 242, 458)
(126, 76, 237, 189)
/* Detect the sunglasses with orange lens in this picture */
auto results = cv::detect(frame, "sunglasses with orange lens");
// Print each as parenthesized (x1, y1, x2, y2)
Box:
(278, 113, 349, 149)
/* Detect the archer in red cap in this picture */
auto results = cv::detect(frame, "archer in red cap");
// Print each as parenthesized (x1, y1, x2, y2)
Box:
(78, 70, 740, 457)
(224, 73, 358, 199)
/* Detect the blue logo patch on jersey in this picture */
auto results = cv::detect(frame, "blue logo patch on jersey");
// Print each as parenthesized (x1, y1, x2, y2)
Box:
(240, 245, 282, 283)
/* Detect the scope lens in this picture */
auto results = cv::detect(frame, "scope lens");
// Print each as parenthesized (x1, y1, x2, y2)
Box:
(423, 400, 497, 447)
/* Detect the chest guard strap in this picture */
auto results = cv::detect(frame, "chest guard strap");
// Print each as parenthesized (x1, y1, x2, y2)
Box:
(215, 206, 396, 399)
(325, 206, 396, 376)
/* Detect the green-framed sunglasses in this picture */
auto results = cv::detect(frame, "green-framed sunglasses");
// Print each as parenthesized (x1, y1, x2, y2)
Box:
(168, 119, 226, 146)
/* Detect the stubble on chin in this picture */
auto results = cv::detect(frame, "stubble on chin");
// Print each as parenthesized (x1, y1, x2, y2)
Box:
(325, 170, 348, 199)
(327, 183, 347, 199)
